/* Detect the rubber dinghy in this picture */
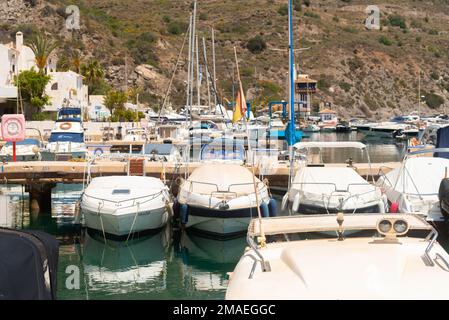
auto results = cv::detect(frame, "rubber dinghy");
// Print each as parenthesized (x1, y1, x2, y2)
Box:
(81, 176, 171, 237)
(177, 164, 276, 237)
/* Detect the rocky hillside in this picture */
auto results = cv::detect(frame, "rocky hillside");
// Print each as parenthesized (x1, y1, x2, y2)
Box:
(2, 0, 449, 119)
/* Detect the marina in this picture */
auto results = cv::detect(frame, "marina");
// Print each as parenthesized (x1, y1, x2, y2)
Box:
(2, 0, 449, 303)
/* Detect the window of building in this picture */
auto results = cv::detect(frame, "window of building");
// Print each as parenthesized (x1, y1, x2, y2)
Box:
(51, 83, 58, 91)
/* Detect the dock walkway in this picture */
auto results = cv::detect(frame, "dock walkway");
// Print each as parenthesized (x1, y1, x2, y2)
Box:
(0, 161, 401, 187)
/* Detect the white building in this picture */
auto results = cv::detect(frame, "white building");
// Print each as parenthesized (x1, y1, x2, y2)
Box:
(0, 31, 88, 112)
(45, 71, 88, 111)
(87, 95, 111, 121)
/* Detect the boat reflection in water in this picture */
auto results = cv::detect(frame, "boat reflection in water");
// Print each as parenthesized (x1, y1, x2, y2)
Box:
(175, 231, 246, 292)
(82, 228, 171, 297)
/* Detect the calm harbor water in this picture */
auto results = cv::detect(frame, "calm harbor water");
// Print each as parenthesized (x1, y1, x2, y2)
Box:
(0, 133, 430, 300)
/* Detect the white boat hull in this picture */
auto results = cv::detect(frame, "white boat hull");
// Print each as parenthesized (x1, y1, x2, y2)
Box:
(183, 204, 263, 236)
(82, 206, 168, 237)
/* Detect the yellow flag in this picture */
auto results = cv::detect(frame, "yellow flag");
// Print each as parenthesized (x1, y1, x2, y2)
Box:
(232, 86, 247, 123)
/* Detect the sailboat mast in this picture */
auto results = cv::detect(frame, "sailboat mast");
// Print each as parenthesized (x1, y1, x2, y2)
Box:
(189, 0, 197, 126)
(288, 0, 296, 191)
(202, 37, 212, 111)
(196, 35, 201, 108)
(212, 27, 217, 107)
(186, 14, 193, 109)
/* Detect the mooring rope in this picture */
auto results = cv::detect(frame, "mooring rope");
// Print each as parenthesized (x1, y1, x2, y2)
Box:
(126, 202, 140, 243)
(97, 202, 107, 245)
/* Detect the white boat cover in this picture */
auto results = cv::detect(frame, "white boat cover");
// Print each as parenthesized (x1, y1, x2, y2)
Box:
(178, 164, 270, 210)
(185, 164, 264, 195)
(291, 167, 381, 210)
(378, 157, 449, 196)
(85, 176, 167, 202)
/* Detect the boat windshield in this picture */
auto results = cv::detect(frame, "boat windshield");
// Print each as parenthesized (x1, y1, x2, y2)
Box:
(49, 132, 84, 143)
(143, 144, 174, 156)
(200, 142, 245, 161)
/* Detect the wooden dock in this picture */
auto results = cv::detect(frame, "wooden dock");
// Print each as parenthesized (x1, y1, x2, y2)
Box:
(0, 160, 401, 187)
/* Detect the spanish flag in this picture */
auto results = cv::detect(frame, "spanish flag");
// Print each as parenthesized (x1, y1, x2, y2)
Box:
(232, 85, 247, 124)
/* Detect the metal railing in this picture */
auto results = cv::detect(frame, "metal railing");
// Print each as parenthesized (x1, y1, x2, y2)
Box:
(185, 180, 266, 196)
(83, 190, 166, 212)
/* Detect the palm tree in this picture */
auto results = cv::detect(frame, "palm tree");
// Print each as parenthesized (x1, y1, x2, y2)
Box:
(81, 59, 105, 93)
(71, 51, 81, 74)
(28, 34, 58, 73)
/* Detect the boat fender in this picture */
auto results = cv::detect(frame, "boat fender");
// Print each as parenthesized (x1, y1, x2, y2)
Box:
(175, 177, 184, 186)
(260, 202, 270, 218)
(281, 193, 289, 211)
(172, 199, 180, 219)
(180, 204, 189, 224)
(268, 198, 277, 217)
(390, 202, 399, 214)
(292, 193, 301, 212)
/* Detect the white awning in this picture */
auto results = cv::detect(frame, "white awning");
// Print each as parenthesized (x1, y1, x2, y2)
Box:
(293, 141, 367, 150)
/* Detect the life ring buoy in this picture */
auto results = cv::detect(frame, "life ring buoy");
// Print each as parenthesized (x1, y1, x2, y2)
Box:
(94, 148, 104, 156)
(60, 122, 72, 130)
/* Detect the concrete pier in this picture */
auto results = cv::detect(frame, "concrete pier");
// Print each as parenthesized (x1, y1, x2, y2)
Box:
(0, 160, 401, 188)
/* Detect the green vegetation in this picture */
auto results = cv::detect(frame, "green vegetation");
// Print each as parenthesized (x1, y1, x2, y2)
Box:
(430, 72, 439, 81)
(126, 32, 158, 65)
(339, 82, 352, 92)
(111, 108, 145, 122)
(425, 93, 444, 109)
(14, 68, 52, 118)
(304, 11, 320, 19)
(167, 21, 188, 35)
(31, 111, 57, 121)
(103, 90, 128, 115)
(388, 15, 407, 29)
(27, 33, 58, 72)
(347, 57, 363, 72)
(378, 35, 393, 46)
(80, 60, 106, 95)
(252, 80, 282, 106)
(317, 78, 331, 91)
(278, 4, 288, 16)
(246, 36, 267, 54)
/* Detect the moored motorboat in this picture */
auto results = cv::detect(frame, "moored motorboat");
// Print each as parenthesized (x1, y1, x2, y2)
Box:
(0, 138, 43, 162)
(177, 163, 275, 237)
(302, 123, 320, 133)
(376, 149, 449, 223)
(284, 142, 387, 215)
(41, 107, 88, 160)
(176, 138, 276, 237)
(226, 214, 449, 300)
(81, 176, 171, 237)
